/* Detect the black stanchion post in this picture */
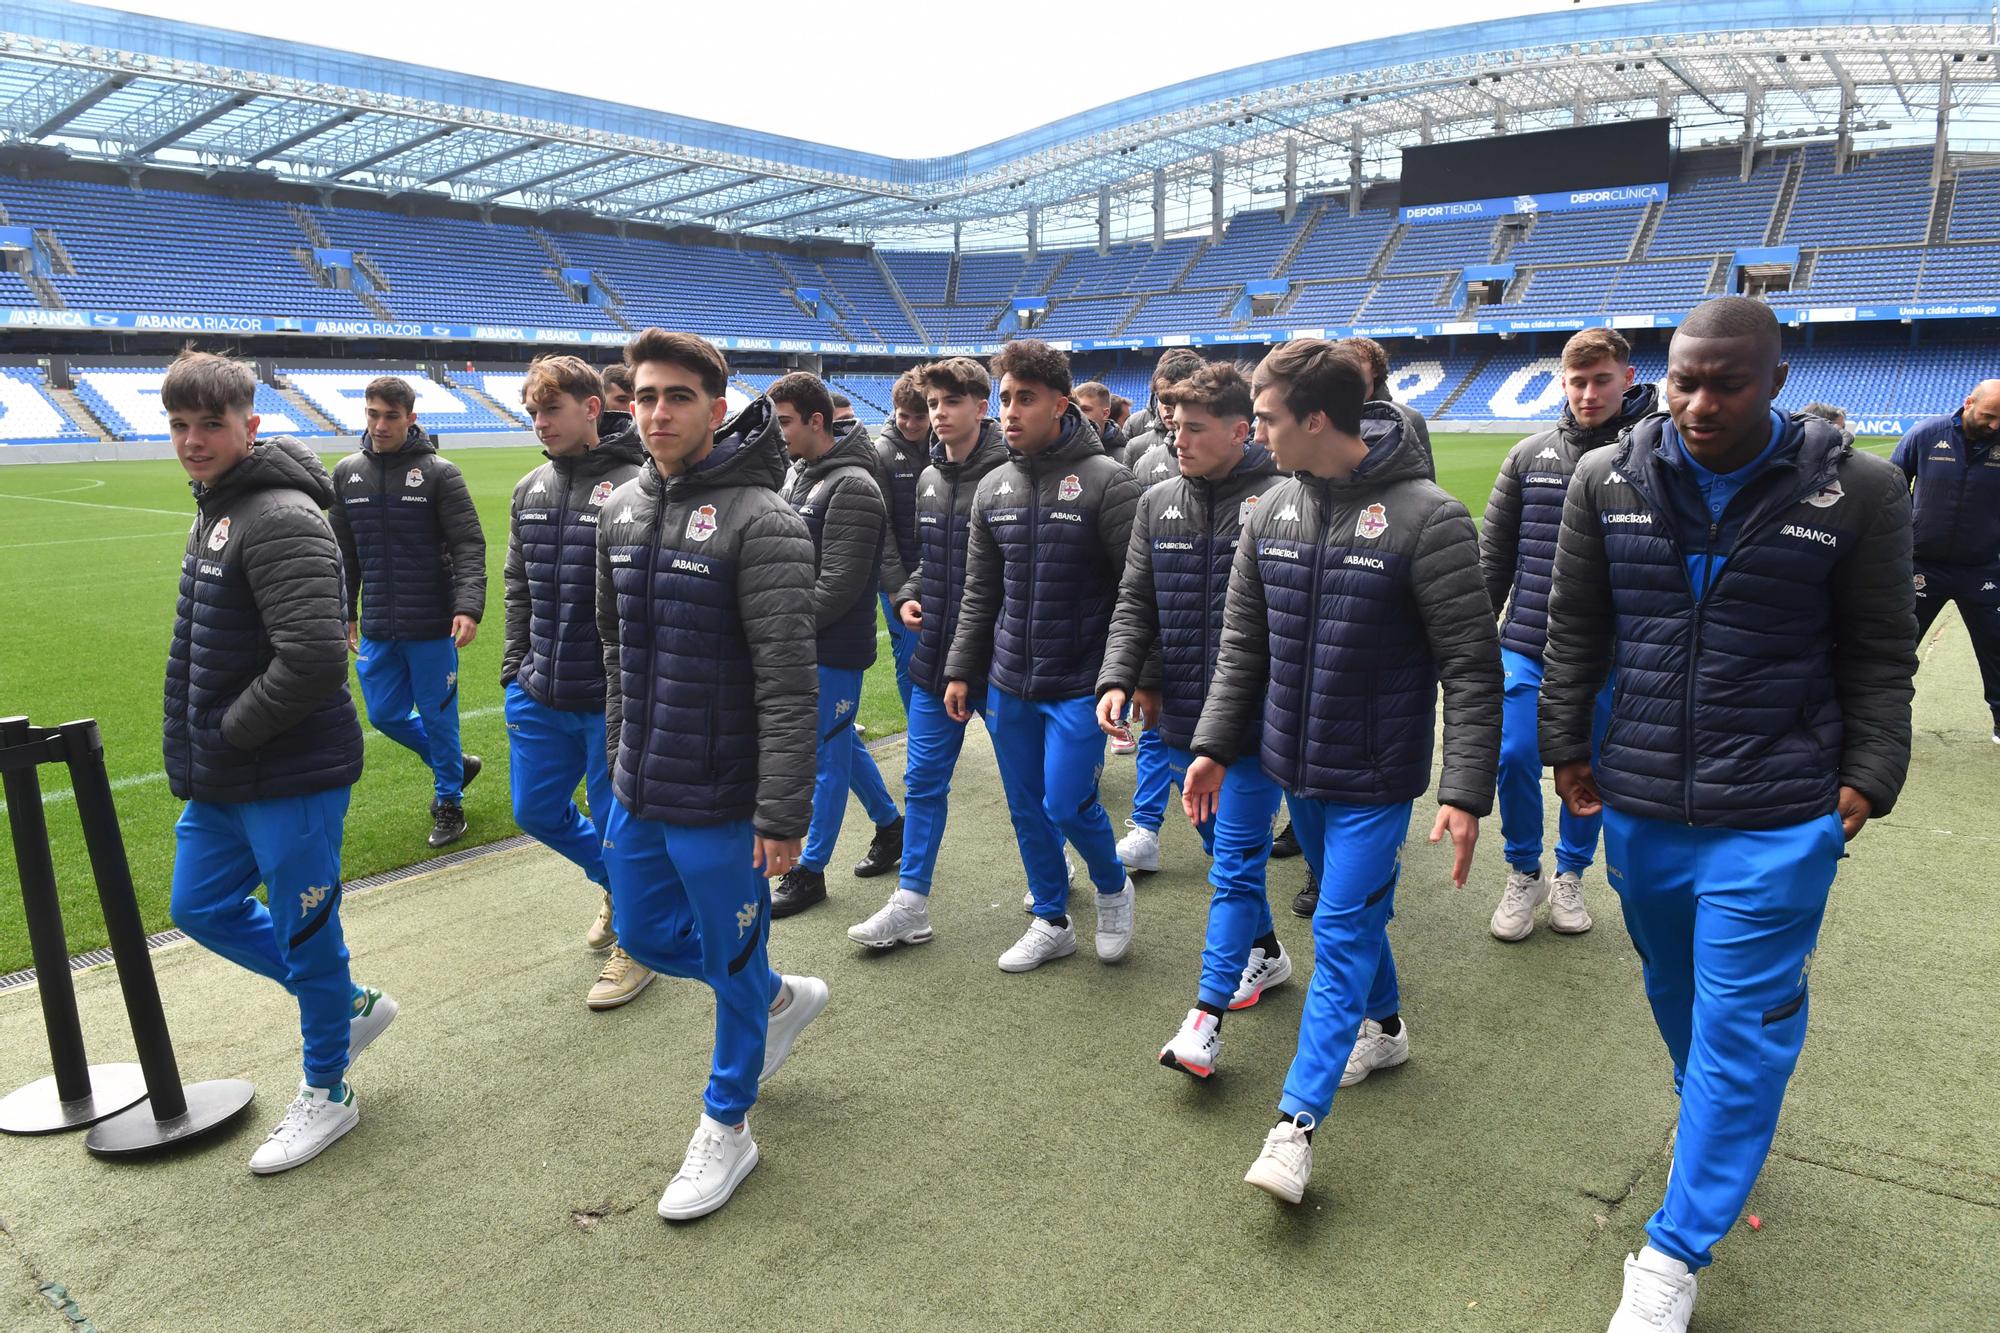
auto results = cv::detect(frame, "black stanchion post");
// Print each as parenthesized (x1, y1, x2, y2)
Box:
(0, 717, 146, 1134)
(63, 720, 255, 1156)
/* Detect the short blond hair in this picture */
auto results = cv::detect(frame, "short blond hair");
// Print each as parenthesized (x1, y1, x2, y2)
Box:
(522, 355, 603, 409)
(1560, 327, 1632, 371)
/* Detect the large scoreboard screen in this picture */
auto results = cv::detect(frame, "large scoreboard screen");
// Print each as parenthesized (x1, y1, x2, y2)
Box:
(1398, 118, 1672, 223)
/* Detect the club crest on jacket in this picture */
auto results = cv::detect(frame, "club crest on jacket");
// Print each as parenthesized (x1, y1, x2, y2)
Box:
(206, 516, 231, 551)
(687, 504, 719, 543)
(404, 467, 423, 488)
(590, 480, 614, 506)
(1804, 479, 1844, 509)
(1356, 502, 1389, 539)
(1059, 474, 1082, 502)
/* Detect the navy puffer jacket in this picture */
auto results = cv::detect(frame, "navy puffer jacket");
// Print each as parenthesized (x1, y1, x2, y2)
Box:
(896, 421, 1010, 698)
(164, 437, 363, 804)
(784, 422, 890, 671)
(328, 426, 486, 641)
(594, 399, 817, 835)
(1193, 405, 1501, 812)
(1481, 382, 1657, 659)
(1542, 413, 1917, 828)
(1890, 411, 2000, 567)
(501, 412, 643, 711)
(1097, 442, 1281, 750)
(945, 409, 1144, 700)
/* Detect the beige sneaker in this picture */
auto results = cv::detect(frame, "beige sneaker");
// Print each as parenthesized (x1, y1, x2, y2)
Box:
(586, 947, 654, 1010)
(584, 891, 618, 951)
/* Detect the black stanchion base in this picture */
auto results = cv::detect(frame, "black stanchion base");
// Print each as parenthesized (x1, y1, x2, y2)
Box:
(83, 1078, 256, 1157)
(0, 1064, 150, 1135)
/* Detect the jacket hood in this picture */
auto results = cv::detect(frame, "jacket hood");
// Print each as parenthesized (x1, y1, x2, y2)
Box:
(1184, 438, 1278, 490)
(550, 411, 643, 476)
(197, 434, 336, 509)
(931, 419, 1009, 475)
(800, 421, 881, 482)
(645, 394, 788, 497)
(360, 423, 437, 459)
(1559, 381, 1659, 450)
(1624, 409, 1850, 494)
(1308, 400, 1432, 491)
(1011, 405, 1105, 468)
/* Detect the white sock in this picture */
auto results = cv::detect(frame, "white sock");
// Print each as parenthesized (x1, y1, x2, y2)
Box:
(892, 887, 928, 910)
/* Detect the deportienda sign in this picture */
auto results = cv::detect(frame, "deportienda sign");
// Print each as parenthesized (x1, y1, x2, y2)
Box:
(1400, 182, 1668, 224)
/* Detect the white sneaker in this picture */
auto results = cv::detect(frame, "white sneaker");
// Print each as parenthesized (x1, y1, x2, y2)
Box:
(1244, 1118, 1313, 1203)
(1340, 1017, 1411, 1087)
(657, 1114, 759, 1221)
(1095, 879, 1136, 962)
(1549, 870, 1593, 934)
(348, 986, 398, 1065)
(761, 975, 829, 1081)
(1159, 1008, 1221, 1079)
(1607, 1246, 1698, 1332)
(1024, 855, 1077, 913)
(1230, 946, 1293, 1010)
(1110, 727, 1137, 756)
(847, 892, 933, 949)
(1490, 868, 1550, 941)
(248, 1081, 359, 1175)
(1116, 823, 1161, 873)
(999, 917, 1077, 972)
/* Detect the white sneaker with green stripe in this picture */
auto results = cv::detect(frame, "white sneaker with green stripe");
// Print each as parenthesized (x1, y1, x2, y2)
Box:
(349, 986, 398, 1066)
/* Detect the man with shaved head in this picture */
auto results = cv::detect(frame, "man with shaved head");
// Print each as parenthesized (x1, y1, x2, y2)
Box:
(1541, 296, 1917, 1332)
(1891, 378, 2000, 741)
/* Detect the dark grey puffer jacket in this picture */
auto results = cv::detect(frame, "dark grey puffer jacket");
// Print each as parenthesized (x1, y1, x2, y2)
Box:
(895, 421, 1011, 698)
(327, 426, 486, 641)
(1541, 413, 1916, 828)
(1123, 423, 1171, 471)
(501, 412, 644, 711)
(1192, 405, 1501, 812)
(784, 422, 896, 671)
(164, 437, 364, 804)
(873, 420, 926, 591)
(945, 409, 1144, 700)
(1481, 382, 1658, 659)
(594, 399, 817, 837)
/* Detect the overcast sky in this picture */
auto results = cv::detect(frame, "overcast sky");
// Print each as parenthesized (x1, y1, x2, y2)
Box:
(96, 0, 1621, 157)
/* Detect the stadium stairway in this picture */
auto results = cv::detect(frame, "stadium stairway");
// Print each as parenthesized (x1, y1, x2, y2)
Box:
(46, 383, 110, 440)
(272, 381, 341, 436)
(451, 376, 522, 427)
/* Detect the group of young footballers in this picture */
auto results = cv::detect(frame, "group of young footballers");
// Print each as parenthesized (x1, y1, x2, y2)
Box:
(158, 284, 1961, 1329)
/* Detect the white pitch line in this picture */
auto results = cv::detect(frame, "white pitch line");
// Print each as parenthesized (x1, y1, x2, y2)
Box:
(0, 530, 187, 551)
(0, 703, 505, 815)
(0, 490, 189, 518)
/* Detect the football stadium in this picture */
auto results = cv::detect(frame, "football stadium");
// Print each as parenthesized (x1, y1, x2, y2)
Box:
(1, 0, 1996, 1327)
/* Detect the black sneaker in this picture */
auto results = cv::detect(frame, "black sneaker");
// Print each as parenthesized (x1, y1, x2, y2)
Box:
(770, 866, 828, 919)
(428, 799, 467, 849)
(853, 816, 903, 878)
(1291, 864, 1319, 918)
(461, 754, 483, 790)
(1271, 821, 1301, 860)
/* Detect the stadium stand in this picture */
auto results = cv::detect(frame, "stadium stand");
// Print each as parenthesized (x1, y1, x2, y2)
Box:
(68, 365, 320, 440)
(279, 367, 514, 434)
(0, 365, 91, 443)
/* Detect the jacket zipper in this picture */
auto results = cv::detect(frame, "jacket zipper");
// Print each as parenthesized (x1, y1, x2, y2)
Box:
(637, 490, 667, 811)
(938, 469, 959, 691)
(549, 462, 570, 697)
(1023, 458, 1038, 685)
(1298, 484, 1326, 793)
(1199, 480, 1217, 696)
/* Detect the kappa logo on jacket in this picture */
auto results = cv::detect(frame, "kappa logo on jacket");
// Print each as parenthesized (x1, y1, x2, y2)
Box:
(530, 478, 548, 495)
(615, 506, 634, 524)
(590, 481, 614, 506)
(1277, 502, 1299, 522)
(206, 516, 231, 552)
(1151, 460, 1171, 477)
(346, 473, 363, 485)
(925, 483, 938, 497)
(1059, 474, 1082, 502)
(404, 467, 423, 488)
(1163, 505, 1184, 520)
(1535, 446, 1559, 460)
(687, 504, 719, 543)
(996, 480, 1015, 496)
(1356, 503, 1389, 539)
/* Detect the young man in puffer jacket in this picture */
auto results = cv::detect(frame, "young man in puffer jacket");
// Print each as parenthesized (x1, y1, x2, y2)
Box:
(1479, 328, 1657, 942)
(848, 359, 1011, 950)
(871, 370, 930, 717)
(766, 371, 903, 920)
(1184, 338, 1500, 1204)
(327, 376, 486, 849)
(944, 340, 1145, 973)
(593, 330, 830, 1221)
(501, 355, 649, 1010)
(161, 350, 395, 1176)
(1542, 297, 1916, 1333)
(1088, 363, 1295, 1077)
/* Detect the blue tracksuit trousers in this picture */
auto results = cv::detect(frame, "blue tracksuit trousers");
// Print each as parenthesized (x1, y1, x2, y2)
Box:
(170, 788, 356, 1090)
(1126, 726, 1176, 834)
(1195, 755, 1283, 1010)
(898, 684, 991, 894)
(1498, 647, 1613, 876)
(1602, 806, 1844, 1270)
(504, 681, 611, 888)
(985, 688, 1126, 918)
(804, 665, 900, 874)
(878, 592, 916, 716)
(1277, 798, 1410, 1126)
(601, 799, 785, 1125)
(355, 634, 464, 803)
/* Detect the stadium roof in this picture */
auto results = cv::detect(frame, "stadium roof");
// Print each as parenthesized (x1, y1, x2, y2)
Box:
(1, 0, 1997, 248)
